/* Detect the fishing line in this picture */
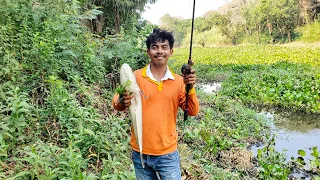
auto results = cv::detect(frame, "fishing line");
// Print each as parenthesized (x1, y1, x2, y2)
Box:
(189, 0, 196, 60)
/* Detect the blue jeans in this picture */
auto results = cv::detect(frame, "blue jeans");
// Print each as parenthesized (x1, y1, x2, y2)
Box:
(131, 150, 181, 180)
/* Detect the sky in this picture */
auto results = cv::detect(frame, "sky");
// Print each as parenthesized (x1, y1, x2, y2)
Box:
(142, 0, 229, 25)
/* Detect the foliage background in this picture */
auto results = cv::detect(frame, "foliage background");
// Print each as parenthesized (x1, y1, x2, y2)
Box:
(1, 0, 319, 179)
(0, 0, 155, 178)
(159, 0, 320, 46)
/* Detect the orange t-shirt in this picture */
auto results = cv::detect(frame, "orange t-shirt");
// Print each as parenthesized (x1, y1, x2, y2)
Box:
(112, 65, 199, 155)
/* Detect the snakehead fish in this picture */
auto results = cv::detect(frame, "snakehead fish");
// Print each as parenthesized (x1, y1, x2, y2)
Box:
(119, 63, 145, 168)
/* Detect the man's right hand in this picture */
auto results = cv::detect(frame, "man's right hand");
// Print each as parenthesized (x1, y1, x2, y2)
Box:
(120, 92, 134, 108)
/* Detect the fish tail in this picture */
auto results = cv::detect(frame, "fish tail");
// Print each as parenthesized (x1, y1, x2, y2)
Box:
(140, 153, 145, 168)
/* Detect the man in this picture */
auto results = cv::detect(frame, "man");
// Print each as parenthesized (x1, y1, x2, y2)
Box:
(112, 28, 199, 180)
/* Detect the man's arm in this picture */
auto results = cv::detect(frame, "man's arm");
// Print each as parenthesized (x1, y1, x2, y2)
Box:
(179, 69, 200, 116)
(185, 90, 200, 116)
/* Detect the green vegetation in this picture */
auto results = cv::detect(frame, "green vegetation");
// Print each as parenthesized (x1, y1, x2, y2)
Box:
(0, 0, 152, 178)
(172, 46, 320, 66)
(294, 147, 320, 179)
(256, 139, 291, 180)
(181, 27, 229, 47)
(297, 21, 320, 43)
(115, 80, 132, 95)
(178, 93, 272, 179)
(171, 46, 320, 114)
(159, 0, 320, 46)
(170, 45, 320, 179)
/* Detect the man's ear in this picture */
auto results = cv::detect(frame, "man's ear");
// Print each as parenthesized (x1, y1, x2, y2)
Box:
(146, 49, 151, 57)
(170, 49, 174, 56)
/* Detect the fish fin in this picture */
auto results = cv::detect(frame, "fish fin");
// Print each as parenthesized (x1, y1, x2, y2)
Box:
(140, 153, 145, 168)
(115, 95, 125, 106)
(156, 171, 161, 180)
(139, 90, 148, 100)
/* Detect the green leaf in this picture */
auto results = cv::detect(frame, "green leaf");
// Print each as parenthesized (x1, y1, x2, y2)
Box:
(298, 149, 306, 156)
(7, 171, 32, 180)
(0, 152, 7, 157)
(78, 170, 84, 180)
(268, 164, 274, 170)
(84, 129, 95, 136)
(297, 157, 306, 165)
(311, 147, 319, 158)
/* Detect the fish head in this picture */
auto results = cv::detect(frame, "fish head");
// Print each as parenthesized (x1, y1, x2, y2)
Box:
(120, 63, 134, 85)
(120, 63, 140, 94)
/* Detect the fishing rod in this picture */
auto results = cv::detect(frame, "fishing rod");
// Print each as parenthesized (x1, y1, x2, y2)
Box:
(181, 0, 196, 121)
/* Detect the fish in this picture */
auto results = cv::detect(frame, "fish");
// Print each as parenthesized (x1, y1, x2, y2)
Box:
(119, 63, 145, 168)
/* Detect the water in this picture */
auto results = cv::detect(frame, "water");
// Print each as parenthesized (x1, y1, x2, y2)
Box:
(198, 82, 222, 93)
(250, 110, 320, 179)
(199, 83, 320, 161)
(199, 82, 320, 178)
(253, 110, 320, 162)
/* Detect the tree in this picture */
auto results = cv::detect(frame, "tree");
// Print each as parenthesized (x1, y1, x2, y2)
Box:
(241, 0, 300, 43)
(210, 12, 238, 44)
(159, 14, 190, 47)
(299, 0, 320, 25)
(80, 0, 157, 34)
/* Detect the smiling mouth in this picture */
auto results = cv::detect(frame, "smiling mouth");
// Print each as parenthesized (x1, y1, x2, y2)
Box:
(155, 55, 165, 59)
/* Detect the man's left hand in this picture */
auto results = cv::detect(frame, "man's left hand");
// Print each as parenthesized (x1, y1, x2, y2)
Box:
(182, 69, 196, 89)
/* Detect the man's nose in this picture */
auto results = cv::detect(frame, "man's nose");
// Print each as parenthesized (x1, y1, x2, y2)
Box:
(157, 48, 164, 54)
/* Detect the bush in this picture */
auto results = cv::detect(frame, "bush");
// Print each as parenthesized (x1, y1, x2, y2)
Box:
(181, 27, 230, 47)
(0, 0, 150, 178)
(296, 20, 320, 43)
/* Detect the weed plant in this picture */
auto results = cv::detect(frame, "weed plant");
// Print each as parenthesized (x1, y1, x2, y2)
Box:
(0, 0, 148, 178)
(177, 90, 293, 179)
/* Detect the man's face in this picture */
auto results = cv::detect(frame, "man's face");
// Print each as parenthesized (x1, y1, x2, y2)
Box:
(147, 40, 173, 67)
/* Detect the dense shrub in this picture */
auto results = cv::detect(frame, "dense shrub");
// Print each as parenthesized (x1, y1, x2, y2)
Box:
(0, 0, 151, 178)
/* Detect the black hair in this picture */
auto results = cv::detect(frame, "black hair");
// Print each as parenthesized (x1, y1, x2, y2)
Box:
(146, 28, 175, 49)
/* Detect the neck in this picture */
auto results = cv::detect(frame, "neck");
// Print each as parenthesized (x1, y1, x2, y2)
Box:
(150, 64, 167, 82)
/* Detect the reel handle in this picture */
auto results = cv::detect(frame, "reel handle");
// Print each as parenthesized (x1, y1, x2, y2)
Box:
(181, 63, 193, 121)
(181, 63, 193, 91)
